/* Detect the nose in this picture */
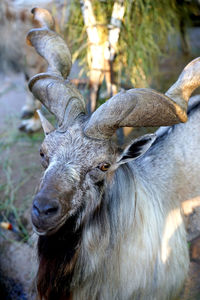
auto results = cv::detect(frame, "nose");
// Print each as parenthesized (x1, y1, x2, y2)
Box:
(32, 193, 61, 231)
(33, 199, 59, 217)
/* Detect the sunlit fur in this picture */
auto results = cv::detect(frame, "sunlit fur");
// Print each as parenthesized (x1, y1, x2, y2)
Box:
(71, 163, 188, 300)
(34, 102, 200, 300)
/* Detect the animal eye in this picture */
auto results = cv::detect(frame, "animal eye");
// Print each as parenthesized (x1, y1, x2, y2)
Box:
(99, 163, 111, 172)
(40, 149, 49, 169)
(40, 149, 45, 158)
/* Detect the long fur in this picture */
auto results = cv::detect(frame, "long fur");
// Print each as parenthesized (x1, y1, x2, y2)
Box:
(35, 79, 200, 300)
(37, 213, 81, 300)
(37, 159, 188, 299)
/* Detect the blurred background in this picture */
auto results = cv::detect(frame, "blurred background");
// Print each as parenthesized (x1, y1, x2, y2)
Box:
(1, 0, 200, 299)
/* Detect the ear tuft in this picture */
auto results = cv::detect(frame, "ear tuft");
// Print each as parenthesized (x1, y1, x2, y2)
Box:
(37, 109, 55, 136)
(117, 134, 156, 164)
(122, 137, 151, 160)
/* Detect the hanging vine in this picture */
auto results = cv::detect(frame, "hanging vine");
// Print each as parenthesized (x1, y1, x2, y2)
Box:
(64, 0, 198, 107)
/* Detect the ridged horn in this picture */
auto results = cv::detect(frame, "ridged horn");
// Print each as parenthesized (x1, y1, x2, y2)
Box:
(30, 7, 55, 30)
(166, 57, 200, 112)
(27, 8, 86, 131)
(84, 57, 200, 140)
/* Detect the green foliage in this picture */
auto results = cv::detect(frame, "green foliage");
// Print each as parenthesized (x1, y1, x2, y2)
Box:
(65, 0, 197, 87)
(64, 0, 86, 72)
(122, 1, 174, 86)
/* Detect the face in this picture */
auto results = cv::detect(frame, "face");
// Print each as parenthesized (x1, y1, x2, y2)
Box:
(31, 122, 118, 236)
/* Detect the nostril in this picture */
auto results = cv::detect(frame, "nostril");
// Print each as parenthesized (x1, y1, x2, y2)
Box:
(33, 202, 41, 217)
(32, 198, 59, 217)
(44, 205, 59, 215)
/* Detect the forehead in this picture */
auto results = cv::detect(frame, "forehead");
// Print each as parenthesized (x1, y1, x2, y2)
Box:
(41, 123, 117, 164)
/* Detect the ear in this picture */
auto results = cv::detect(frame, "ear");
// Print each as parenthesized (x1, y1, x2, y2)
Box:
(117, 134, 156, 165)
(36, 109, 55, 136)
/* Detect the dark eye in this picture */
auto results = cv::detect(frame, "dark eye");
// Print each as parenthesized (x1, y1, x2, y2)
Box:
(40, 149, 45, 158)
(99, 163, 111, 172)
(40, 149, 49, 168)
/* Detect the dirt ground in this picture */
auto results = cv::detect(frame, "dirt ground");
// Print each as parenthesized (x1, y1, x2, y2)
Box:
(1, 28, 200, 299)
(0, 73, 43, 299)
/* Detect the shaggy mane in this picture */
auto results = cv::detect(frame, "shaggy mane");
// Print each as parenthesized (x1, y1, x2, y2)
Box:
(37, 214, 81, 300)
(37, 164, 136, 299)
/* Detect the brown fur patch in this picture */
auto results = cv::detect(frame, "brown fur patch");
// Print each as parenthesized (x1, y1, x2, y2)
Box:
(37, 215, 81, 300)
(5, 6, 15, 21)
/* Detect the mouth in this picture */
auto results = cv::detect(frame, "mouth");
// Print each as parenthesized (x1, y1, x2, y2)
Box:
(32, 226, 47, 236)
(32, 215, 68, 236)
